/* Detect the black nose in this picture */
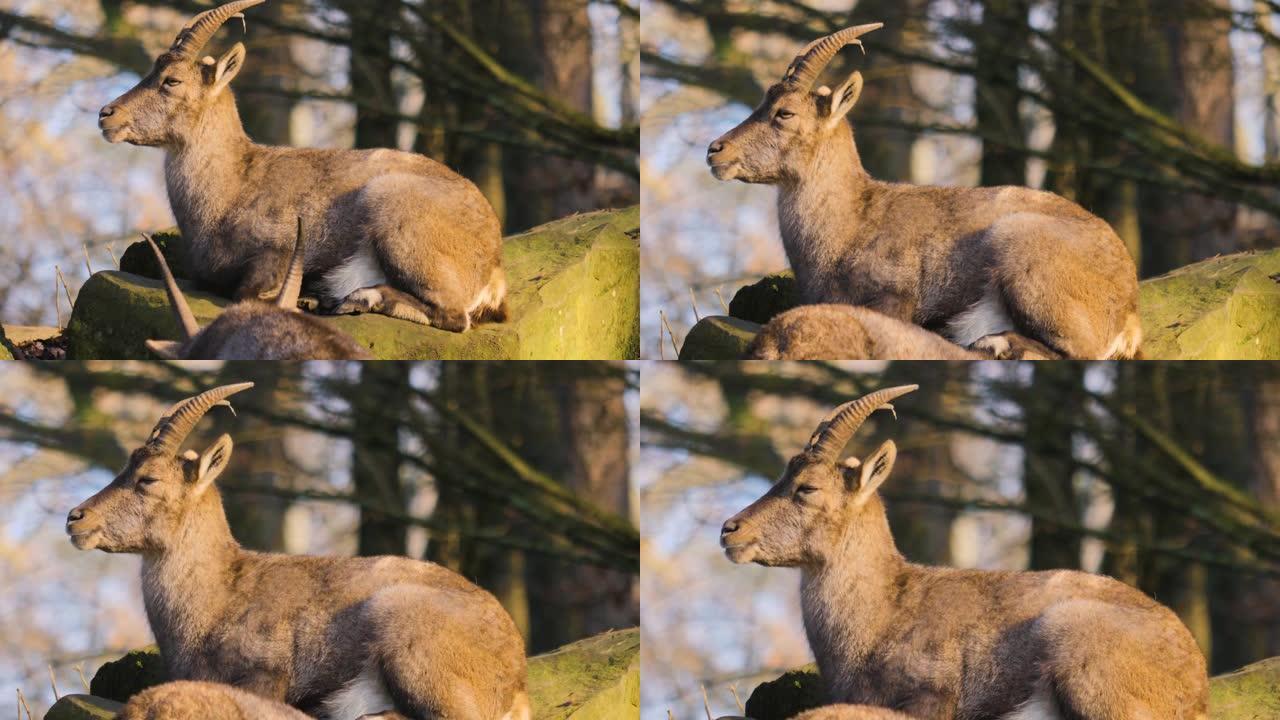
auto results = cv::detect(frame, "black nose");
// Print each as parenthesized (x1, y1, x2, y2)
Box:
(721, 519, 739, 535)
(67, 508, 85, 524)
(99, 106, 115, 120)
(708, 141, 725, 156)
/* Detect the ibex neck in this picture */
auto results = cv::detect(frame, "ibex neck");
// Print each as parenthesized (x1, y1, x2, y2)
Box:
(777, 126, 871, 302)
(141, 489, 241, 662)
(164, 94, 252, 237)
(800, 498, 905, 683)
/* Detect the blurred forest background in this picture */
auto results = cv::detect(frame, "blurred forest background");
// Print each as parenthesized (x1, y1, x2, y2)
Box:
(0, 0, 639, 327)
(641, 0, 1280, 357)
(0, 360, 639, 718)
(641, 361, 1280, 718)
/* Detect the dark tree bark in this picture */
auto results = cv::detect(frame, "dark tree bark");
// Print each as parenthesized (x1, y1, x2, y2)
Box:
(974, 0, 1031, 187)
(1023, 363, 1085, 570)
(353, 362, 410, 557)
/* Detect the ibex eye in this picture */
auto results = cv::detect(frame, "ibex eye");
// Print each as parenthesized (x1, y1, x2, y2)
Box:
(163, 78, 182, 87)
(776, 109, 795, 120)
(796, 485, 818, 495)
(138, 476, 160, 486)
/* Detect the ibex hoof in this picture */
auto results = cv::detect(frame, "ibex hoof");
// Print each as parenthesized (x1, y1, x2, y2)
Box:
(971, 332, 1056, 360)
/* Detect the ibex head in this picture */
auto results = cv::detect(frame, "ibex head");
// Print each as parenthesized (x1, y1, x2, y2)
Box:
(720, 385, 915, 567)
(98, 0, 265, 147)
(706, 23, 881, 185)
(65, 383, 253, 553)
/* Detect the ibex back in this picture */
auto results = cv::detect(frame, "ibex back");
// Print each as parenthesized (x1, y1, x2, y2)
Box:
(99, 0, 507, 333)
(721, 386, 1208, 719)
(67, 383, 529, 720)
(708, 25, 1142, 359)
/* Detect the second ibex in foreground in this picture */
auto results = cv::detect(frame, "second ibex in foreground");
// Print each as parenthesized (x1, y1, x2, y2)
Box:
(145, 218, 374, 360)
(721, 386, 1208, 719)
(67, 383, 529, 720)
(707, 24, 1141, 359)
(99, 0, 507, 332)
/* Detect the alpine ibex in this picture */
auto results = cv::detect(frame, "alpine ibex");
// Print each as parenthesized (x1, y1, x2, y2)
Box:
(743, 304, 1058, 360)
(720, 386, 1208, 719)
(145, 218, 374, 359)
(121, 681, 312, 720)
(67, 383, 530, 720)
(100, 0, 507, 333)
(707, 25, 1142, 359)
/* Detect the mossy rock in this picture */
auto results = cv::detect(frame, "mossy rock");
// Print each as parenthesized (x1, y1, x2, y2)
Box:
(739, 657, 1280, 720)
(89, 646, 165, 703)
(65, 208, 639, 360)
(681, 250, 1280, 360)
(1208, 656, 1280, 719)
(76, 629, 638, 718)
(678, 316, 763, 360)
(1139, 249, 1280, 359)
(527, 628, 639, 719)
(42, 695, 123, 720)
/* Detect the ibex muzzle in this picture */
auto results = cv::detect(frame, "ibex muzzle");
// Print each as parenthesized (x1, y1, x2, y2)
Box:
(721, 385, 914, 567)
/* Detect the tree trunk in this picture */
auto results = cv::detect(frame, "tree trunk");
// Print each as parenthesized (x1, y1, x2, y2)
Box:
(353, 362, 410, 557)
(341, 0, 401, 150)
(974, 0, 1030, 187)
(1023, 363, 1084, 570)
(501, 0, 597, 230)
(237, 0, 302, 145)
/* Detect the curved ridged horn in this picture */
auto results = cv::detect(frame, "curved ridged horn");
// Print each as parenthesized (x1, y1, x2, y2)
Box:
(147, 382, 254, 456)
(144, 234, 200, 342)
(805, 385, 917, 462)
(168, 0, 266, 60)
(276, 216, 306, 310)
(782, 23, 883, 90)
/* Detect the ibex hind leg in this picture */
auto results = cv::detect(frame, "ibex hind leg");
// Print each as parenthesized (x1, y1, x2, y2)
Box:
(332, 285, 471, 333)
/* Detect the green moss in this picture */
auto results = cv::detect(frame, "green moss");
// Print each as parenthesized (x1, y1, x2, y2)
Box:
(1138, 249, 1280, 360)
(66, 208, 639, 360)
(1208, 656, 1280, 719)
(42, 695, 123, 720)
(527, 628, 640, 719)
(0, 324, 14, 360)
(88, 646, 163, 703)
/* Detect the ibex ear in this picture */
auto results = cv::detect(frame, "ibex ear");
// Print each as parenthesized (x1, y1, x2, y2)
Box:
(210, 43, 246, 97)
(846, 439, 895, 507)
(145, 340, 183, 360)
(193, 433, 233, 496)
(820, 70, 864, 128)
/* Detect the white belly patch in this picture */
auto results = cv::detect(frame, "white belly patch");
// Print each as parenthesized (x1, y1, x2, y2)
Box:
(319, 245, 386, 303)
(320, 663, 395, 720)
(1000, 683, 1062, 720)
(945, 284, 1015, 347)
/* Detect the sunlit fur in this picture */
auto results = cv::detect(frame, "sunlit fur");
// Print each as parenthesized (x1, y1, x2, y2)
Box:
(720, 400, 1208, 719)
(708, 59, 1142, 359)
(67, 422, 528, 719)
(99, 16, 507, 333)
(791, 705, 916, 720)
(121, 681, 312, 720)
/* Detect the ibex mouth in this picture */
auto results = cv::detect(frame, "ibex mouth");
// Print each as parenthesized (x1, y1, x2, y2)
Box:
(709, 162, 740, 181)
(101, 126, 129, 144)
(723, 542, 756, 564)
(68, 528, 101, 550)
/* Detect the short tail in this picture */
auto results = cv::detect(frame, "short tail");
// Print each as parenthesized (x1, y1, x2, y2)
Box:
(501, 690, 530, 720)
(470, 267, 509, 325)
(1104, 311, 1143, 359)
